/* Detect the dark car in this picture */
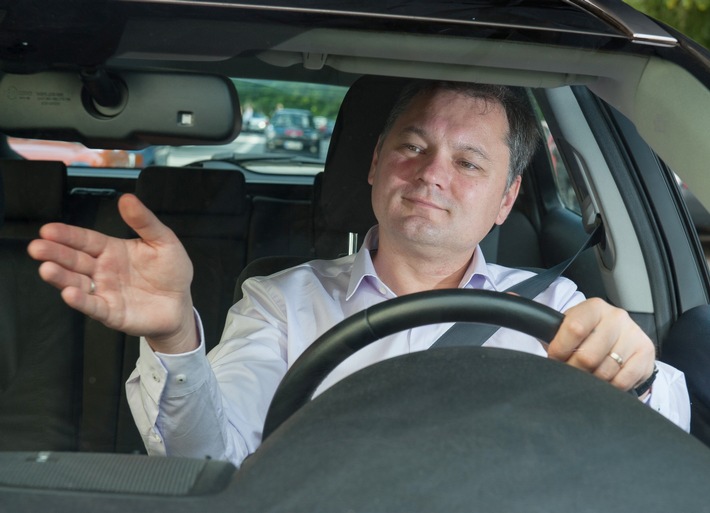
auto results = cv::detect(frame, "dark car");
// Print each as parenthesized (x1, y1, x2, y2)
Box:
(2, 1, 710, 511)
(264, 108, 321, 155)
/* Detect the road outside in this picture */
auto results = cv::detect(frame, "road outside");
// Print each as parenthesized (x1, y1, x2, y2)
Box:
(166, 132, 330, 166)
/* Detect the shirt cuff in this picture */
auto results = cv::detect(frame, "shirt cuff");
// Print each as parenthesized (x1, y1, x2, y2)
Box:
(646, 360, 691, 432)
(136, 309, 211, 401)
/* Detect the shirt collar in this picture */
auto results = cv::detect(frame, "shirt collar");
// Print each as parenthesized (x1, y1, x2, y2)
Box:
(346, 226, 384, 300)
(346, 226, 499, 300)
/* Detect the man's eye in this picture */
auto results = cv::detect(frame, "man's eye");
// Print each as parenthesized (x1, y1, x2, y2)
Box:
(459, 160, 478, 170)
(403, 144, 422, 153)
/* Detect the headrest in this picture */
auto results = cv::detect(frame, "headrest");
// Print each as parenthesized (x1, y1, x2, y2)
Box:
(320, 75, 410, 234)
(0, 159, 67, 223)
(136, 166, 247, 216)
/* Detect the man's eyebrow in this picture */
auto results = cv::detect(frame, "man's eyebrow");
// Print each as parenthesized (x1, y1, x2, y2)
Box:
(399, 125, 492, 161)
(455, 142, 491, 161)
(400, 125, 426, 138)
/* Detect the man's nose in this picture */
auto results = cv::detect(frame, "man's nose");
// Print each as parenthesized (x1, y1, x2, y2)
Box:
(415, 152, 449, 188)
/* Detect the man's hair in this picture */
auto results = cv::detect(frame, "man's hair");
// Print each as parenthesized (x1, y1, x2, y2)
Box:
(378, 80, 541, 189)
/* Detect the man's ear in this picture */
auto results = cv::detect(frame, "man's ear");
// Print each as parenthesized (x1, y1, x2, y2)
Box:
(367, 136, 383, 185)
(495, 175, 522, 225)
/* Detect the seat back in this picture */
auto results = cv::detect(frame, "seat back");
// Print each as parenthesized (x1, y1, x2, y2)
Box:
(0, 159, 84, 451)
(0, 159, 68, 237)
(135, 165, 251, 348)
(247, 195, 314, 262)
(314, 75, 410, 258)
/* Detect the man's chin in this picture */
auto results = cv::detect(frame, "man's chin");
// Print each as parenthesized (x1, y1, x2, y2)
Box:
(396, 222, 447, 247)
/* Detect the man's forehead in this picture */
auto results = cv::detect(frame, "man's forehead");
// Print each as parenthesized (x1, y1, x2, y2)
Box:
(395, 89, 509, 136)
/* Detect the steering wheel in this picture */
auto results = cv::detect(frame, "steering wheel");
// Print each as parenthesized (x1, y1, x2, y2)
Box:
(240, 290, 710, 512)
(262, 289, 564, 439)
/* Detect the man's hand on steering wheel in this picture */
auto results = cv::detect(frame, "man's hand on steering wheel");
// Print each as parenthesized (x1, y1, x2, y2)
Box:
(547, 297, 657, 397)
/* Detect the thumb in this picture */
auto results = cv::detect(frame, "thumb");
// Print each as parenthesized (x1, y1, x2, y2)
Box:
(118, 193, 174, 244)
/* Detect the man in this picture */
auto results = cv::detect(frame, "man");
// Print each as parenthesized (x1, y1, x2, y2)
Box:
(28, 80, 690, 467)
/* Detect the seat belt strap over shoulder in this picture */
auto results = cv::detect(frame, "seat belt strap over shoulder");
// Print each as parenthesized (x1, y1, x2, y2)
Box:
(431, 221, 604, 349)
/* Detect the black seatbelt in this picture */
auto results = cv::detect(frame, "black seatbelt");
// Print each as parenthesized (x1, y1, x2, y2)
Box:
(431, 223, 603, 348)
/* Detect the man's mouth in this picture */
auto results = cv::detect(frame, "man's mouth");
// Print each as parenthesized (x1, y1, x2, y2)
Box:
(403, 196, 445, 211)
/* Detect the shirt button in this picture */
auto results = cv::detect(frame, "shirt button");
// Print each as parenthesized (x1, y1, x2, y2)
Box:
(152, 372, 161, 383)
(175, 374, 187, 384)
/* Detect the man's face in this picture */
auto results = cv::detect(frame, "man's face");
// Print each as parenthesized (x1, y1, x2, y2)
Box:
(368, 88, 520, 257)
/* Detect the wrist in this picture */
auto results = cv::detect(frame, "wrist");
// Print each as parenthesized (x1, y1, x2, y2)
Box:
(630, 364, 658, 399)
(146, 306, 199, 354)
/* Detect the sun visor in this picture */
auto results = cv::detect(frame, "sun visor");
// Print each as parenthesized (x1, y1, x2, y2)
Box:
(0, 70, 241, 149)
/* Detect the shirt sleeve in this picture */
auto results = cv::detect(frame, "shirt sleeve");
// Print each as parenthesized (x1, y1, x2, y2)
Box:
(126, 310, 242, 461)
(126, 313, 268, 465)
(125, 294, 289, 466)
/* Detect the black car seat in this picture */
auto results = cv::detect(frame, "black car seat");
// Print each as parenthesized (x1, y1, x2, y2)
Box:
(0, 159, 85, 451)
(135, 165, 251, 349)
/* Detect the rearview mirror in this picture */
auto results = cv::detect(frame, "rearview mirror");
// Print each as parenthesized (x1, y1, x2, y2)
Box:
(0, 70, 241, 149)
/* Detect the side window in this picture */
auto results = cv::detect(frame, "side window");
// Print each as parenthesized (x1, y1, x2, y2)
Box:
(540, 120, 581, 215)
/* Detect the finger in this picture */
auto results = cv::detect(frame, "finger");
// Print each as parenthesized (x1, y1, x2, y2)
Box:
(562, 319, 655, 391)
(28, 238, 98, 277)
(548, 298, 623, 366)
(563, 320, 620, 372)
(607, 342, 656, 391)
(60, 282, 110, 323)
(34, 222, 110, 259)
(590, 350, 627, 383)
(118, 194, 177, 246)
(37, 260, 95, 293)
(37, 260, 107, 321)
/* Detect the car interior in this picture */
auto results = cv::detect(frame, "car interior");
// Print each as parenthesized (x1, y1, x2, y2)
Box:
(0, 73, 561, 454)
(2, 1, 710, 509)
(1, 68, 707, 450)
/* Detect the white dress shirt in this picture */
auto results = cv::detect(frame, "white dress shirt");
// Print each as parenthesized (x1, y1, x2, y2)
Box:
(126, 226, 691, 466)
